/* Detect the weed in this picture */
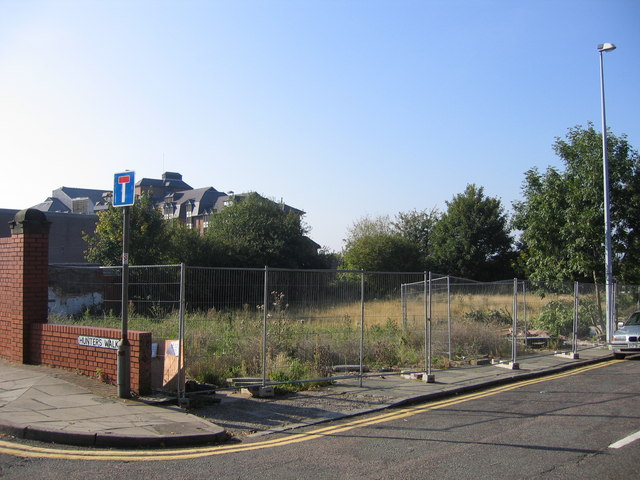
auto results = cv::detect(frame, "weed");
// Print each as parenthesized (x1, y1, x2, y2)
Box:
(95, 367, 106, 383)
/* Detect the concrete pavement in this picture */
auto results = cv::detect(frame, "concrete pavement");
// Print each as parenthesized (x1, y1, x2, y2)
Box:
(0, 347, 614, 448)
(0, 360, 227, 448)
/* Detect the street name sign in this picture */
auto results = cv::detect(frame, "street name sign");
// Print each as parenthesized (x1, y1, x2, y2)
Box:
(78, 335, 119, 350)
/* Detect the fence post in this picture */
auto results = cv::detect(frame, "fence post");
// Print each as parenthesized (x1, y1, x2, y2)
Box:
(447, 275, 452, 362)
(359, 270, 365, 388)
(523, 281, 528, 351)
(423, 272, 427, 373)
(178, 263, 186, 404)
(573, 281, 579, 356)
(401, 283, 407, 330)
(424, 272, 434, 382)
(511, 278, 519, 368)
(262, 266, 269, 387)
(613, 282, 617, 329)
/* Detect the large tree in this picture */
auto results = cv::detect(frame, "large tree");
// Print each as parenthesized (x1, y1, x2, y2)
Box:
(205, 193, 318, 268)
(429, 184, 513, 280)
(341, 214, 425, 272)
(393, 208, 440, 268)
(84, 194, 169, 265)
(513, 123, 640, 284)
(164, 221, 218, 266)
(344, 214, 394, 244)
(341, 231, 422, 272)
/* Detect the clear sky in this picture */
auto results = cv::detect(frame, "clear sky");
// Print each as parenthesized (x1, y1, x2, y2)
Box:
(1, 0, 638, 251)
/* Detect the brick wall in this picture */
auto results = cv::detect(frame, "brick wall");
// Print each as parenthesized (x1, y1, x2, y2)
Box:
(28, 324, 151, 394)
(0, 209, 152, 395)
(0, 235, 23, 362)
(0, 229, 47, 362)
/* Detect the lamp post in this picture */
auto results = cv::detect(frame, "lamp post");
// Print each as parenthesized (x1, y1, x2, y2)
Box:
(598, 42, 616, 342)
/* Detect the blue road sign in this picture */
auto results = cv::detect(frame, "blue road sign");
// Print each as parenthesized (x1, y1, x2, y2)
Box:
(113, 171, 135, 207)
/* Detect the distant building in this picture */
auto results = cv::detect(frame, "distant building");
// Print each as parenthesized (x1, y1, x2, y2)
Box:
(0, 208, 97, 264)
(134, 171, 193, 202)
(23, 186, 110, 263)
(17, 172, 319, 262)
(32, 187, 112, 215)
(135, 172, 303, 235)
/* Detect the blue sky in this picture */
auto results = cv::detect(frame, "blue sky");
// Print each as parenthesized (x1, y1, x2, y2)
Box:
(1, 0, 638, 251)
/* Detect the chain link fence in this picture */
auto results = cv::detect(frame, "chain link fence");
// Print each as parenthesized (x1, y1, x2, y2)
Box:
(49, 265, 629, 397)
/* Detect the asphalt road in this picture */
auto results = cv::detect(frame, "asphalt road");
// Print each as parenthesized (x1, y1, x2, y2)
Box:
(1, 358, 640, 479)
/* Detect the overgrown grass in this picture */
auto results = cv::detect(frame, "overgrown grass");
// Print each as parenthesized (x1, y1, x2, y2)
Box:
(50, 291, 600, 388)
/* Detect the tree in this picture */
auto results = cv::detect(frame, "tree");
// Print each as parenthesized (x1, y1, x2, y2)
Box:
(393, 208, 440, 267)
(341, 232, 422, 272)
(164, 221, 218, 266)
(205, 193, 317, 268)
(513, 123, 640, 284)
(344, 214, 394, 245)
(84, 194, 169, 265)
(512, 167, 574, 281)
(429, 184, 513, 280)
(341, 214, 423, 272)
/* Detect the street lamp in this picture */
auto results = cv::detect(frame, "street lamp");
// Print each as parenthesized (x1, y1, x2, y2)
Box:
(598, 42, 616, 342)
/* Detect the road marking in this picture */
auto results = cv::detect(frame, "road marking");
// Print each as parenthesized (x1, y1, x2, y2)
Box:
(0, 360, 617, 461)
(609, 430, 640, 449)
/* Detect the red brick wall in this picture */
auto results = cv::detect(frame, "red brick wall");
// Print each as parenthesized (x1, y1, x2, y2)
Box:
(0, 209, 152, 395)
(28, 324, 152, 395)
(0, 235, 22, 361)
(0, 232, 47, 362)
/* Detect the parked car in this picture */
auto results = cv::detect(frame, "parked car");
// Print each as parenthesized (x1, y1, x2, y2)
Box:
(610, 311, 640, 359)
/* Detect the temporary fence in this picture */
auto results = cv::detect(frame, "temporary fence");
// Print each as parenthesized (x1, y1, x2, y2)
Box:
(49, 265, 632, 399)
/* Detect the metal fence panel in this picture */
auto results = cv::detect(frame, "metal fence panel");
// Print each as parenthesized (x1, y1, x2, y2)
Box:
(48, 266, 614, 393)
(263, 269, 365, 384)
(182, 267, 266, 385)
(362, 272, 425, 372)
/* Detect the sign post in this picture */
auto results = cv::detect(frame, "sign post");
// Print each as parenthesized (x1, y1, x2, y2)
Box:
(113, 171, 135, 399)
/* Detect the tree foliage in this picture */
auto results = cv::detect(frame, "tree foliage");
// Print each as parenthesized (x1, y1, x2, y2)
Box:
(85, 192, 325, 268)
(340, 194, 512, 279)
(341, 232, 422, 272)
(84, 194, 168, 265)
(429, 184, 513, 280)
(164, 221, 218, 266)
(205, 193, 320, 268)
(344, 215, 394, 245)
(341, 214, 424, 272)
(392, 208, 440, 266)
(513, 123, 640, 284)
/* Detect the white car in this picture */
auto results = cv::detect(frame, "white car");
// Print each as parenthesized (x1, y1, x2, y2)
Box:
(610, 311, 640, 359)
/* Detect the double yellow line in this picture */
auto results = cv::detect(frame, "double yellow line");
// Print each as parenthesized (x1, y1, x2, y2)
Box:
(0, 361, 615, 462)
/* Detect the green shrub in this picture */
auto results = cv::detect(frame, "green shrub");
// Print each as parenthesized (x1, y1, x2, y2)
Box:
(463, 308, 512, 325)
(533, 300, 590, 338)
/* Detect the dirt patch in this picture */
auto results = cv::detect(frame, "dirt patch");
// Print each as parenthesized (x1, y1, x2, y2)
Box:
(191, 385, 395, 437)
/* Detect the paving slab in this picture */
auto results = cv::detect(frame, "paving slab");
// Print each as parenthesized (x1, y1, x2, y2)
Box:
(0, 360, 227, 448)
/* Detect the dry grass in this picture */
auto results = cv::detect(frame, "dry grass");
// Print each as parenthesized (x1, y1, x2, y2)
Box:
(52, 289, 602, 387)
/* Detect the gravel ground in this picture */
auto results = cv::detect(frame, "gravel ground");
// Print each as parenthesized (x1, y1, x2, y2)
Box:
(191, 385, 397, 437)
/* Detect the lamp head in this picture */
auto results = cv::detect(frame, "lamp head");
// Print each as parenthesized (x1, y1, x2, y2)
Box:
(598, 43, 616, 52)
